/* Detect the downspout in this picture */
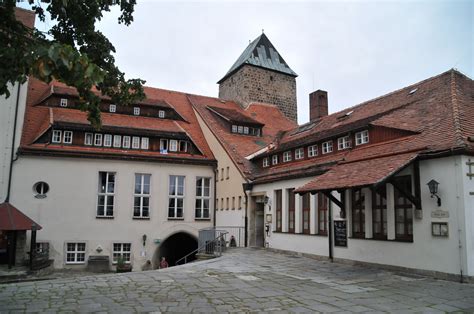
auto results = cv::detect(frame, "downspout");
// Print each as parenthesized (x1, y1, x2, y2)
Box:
(213, 165, 217, 227)
(242, 182, 253, 247)
(453, 154, 465, 283)
(5, 83, 21, 203)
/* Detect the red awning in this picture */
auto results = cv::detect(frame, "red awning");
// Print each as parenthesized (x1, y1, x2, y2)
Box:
(295, 152, 418, 193)
(0, 202, 42, 231)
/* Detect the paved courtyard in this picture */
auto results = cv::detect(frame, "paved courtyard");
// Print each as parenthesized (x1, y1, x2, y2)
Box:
(1, 248, 474, 313)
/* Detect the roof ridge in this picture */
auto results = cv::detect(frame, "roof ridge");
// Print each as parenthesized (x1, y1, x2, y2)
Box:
(450, 70, 465, 146)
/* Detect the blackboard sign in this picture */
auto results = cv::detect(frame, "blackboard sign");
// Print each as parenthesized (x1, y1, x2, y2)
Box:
(334, 220, 347, 247)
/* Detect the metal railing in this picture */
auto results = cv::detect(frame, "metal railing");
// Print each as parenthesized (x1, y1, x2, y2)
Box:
(175, 229, 228, 266)
(209, 226, 245, 247)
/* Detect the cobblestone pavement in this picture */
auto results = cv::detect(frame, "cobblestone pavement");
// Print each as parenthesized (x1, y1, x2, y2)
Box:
(1, 248, 474, 313)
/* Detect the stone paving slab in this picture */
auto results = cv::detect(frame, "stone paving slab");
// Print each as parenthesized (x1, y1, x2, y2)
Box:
(1, 248, 474, 313)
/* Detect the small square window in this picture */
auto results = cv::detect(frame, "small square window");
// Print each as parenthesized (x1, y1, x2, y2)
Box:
(109, 104, 116, 113)
(263, 157, 269, 167)
(104, 134, 112, 147)
(356, 130, 369, 145)
(272, 155, 279, 165)
(63, 131, 73, 144)
(60, 98, 68, 107)
(237, 126, 243, 134)
(122, 136, 131, 148)
(84, 133, 93, 146)
(133, 107, 140, 116)
(338, 136, 351, 150)
(308, 145, 318, 157)
(283, 151, 292, 162)
(113, 135, 122, 148)
(322, 141, 333, 154)
(295, 148, 304, 160)
(94, 134, 103, 146)
(132, 137, 140, 149)
(158, 110, 165, 118)
(52, 130, 62, 143)
(141, 137, 149, 150)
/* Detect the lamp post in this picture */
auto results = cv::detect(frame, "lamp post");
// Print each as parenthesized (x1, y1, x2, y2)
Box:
(427, 179, 441, 206)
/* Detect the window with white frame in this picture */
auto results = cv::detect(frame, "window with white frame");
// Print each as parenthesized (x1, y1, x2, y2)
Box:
(232, 125, 238, 133)
(113, 243, 131, 263)
(356, 130, 369, 145)
(60, 98, 68, 107)
(104, 134, 112, 147)
(322, 141, 333, 154)
(52, 130, 62, 143)
(308, 144, 318, 157)
(169, 139, 178, 152)
(133, 107, 140, 115)
(132, 136, 140, 149)
(63, 131, 73, 144)
(243, 126, 249, 135)
(272, 155, 279, 165)
(94, 133, 103, 146)
(338, 136, 351, 150)
(122, 136, 131, 148)
(168, 175, 184, 218)
(113, 135, 122, 148)
(85, 133, 93, 146)
(295, 148, 304, 160)
(283, 151, 292, 162)
(97, 172, 115, 217)
(141, 137, 149, 150)
(134, 174, 150, 218)
(65, 242, 86, 264)
(109, 104, 116, 113)
(160, 139, 168, 152)
(237, 126, 243, 134)
(158, 110, 165, 118)
(263, 157, 269, 167)
(195, 177, 210, 219)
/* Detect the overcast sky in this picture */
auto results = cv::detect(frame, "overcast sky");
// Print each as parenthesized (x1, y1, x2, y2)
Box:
(30, 0, 473, 124)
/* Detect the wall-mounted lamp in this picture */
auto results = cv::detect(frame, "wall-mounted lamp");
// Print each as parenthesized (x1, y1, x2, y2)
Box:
(427, 179, 441, 206)
(142, 234, 147, 246)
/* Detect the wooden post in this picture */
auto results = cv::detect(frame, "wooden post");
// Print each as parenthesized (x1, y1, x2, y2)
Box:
(29, 224, 37, 270)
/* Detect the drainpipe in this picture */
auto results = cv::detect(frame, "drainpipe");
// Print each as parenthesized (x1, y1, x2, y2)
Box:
(453, 155, 465, 283)
(5, 83, 21, 203)
(213, 165, 217, 228)
(242, 182, 253, 247)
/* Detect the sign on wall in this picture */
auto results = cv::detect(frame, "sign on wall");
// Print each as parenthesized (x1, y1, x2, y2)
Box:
(334, 220, 347, 247)
(431, 209, 449, 218)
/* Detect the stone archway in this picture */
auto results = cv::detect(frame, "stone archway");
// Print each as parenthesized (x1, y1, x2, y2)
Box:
(155, 232, 198, 267)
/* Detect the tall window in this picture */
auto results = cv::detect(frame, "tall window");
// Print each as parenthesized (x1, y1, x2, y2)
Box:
(195, 177, 210, 219)
(288, 189, 295, 233)
(322, 141, 333, 154)
(238, 196, 242, 209)
(318, 193, 328, 235)
(179, 141, 188, 152)
(113, 135, 122, 148)
(295, 148, 304, 160)
(52, 130, 62, 143)
(66, 242, 85, 264)
(134, 174, 150, 218)
(352, 188, 365, 238)
(275, 190, 282, 232)
(283, 151, 292, 162)
(394, 176, 413, 241)
(373, 187, 387, 239)
(85, 133, 93, 146)
(302, 193, 310, 234)
(63, 131, 73, 144)
(168, 175, 184, 218)
(94, 133, 102, 146)
(308, 145, 318, 157)
(113, 243, 131, 263)
(355, 130, 369, 145)
(97, 172, 115, 217)
(104, 134, 112, 147)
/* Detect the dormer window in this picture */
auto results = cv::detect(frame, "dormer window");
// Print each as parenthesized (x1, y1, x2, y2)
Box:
(109, 104, 116, 113)
(169, 139, 178, 152)
(123, 136, 131, 148)
(133, 107, 140, 116)
(132, 136, 140, 149)
(60, 98, 68, 107)
(52, 130, 62, 143)
(338, 136, 351, 150)
(63, 131, 73, 144)
(84, 133, 93, 146)
(356, 130, 369, 145)
(283, 151, 292, 162)
(232, 125, 238, 133)
(141, 137, 149, 150)
(160, 139, 168, 152)
(104, 134, 112, 147)
(295, 148, 304, 160)
(158, 110, 165, 118)
(308, 145, 318, 157)
(322, 141, 333, 154)
(179, 140, 188, 152)
(272, 155, 279, 165)
(243, 127, 249, 135)
(263, 157, 269, 167)
(113, 135, 122, 148)
(237, 126, 243, 134)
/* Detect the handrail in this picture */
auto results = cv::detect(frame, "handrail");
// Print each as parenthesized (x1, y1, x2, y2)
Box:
(175, 231, 228, 266)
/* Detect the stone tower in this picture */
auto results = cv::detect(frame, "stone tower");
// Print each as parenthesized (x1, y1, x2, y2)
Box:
(218, 34, 298, 122)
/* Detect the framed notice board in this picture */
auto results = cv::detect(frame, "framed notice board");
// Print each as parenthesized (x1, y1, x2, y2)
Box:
(334, 220, 347, 247)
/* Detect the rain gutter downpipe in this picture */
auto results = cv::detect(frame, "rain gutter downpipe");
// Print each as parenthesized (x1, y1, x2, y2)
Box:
(5, 83, 21, 203)
(242, 182, 253, 247)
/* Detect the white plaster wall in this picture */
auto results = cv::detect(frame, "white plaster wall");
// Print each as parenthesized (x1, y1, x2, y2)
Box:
(0, 81, 28, 202)
(10, 156, 214, 270)
(462, 155, 474, 276)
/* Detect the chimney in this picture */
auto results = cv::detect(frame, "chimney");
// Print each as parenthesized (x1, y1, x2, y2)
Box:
(309, 90, 328, 121)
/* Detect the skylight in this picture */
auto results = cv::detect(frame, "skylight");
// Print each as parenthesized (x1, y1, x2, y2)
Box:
(409, 88, 418, 95)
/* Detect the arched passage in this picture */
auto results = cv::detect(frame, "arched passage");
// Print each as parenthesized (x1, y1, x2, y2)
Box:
(156, 232, 198, 267)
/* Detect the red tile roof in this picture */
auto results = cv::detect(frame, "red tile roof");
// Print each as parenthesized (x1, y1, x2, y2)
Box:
(295, 151, 420, 193)
(14, 7, 35, 29)
(189, 96, 297, 179)
(21, 78, 215, 163)
(0, 202, 42, 231)
(207, 106, 264, 126)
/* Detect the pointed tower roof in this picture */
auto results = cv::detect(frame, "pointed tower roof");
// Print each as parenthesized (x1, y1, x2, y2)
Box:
(218, 33, 298, 83)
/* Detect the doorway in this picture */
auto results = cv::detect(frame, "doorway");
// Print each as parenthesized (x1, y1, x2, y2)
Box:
(156, 232, 198, 267)
(255, 203, 265, 247)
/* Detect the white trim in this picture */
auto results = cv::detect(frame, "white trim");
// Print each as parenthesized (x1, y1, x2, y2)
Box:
(168, 175, 185, 219)
(65, 242, 86, 264)
(113, 135, 122, 148)
(84, 133, 93, 146)
(63, 131, 73, 144)
(195, 177, 211, 219)
(109, 104, 116, 113)
(52, 130, 62, 143)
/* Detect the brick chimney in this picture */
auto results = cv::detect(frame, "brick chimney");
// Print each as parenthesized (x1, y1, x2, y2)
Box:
(309, 90, 328, 121)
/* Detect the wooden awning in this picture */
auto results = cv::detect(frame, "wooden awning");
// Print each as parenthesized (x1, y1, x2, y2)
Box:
(0, 202, 42, 231)
(295, 152, 419, 194)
